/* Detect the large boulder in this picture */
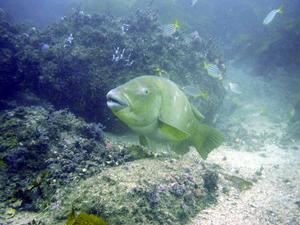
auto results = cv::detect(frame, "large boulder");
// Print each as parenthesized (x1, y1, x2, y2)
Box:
(48, 152, 220, 225)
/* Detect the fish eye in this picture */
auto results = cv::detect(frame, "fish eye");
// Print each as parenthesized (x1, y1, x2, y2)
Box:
(141, 87, 149, 95)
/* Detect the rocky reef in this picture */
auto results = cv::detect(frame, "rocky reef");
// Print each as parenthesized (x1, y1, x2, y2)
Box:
(0, 9, 225, 129)
(0, 10, 32, 100)
(0, 106, 138, 213)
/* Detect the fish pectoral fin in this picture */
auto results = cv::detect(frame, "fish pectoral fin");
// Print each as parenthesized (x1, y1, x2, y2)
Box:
(191, 124, 224, 160)
(158, 119, 190, 142)
(191, 104, 205, 121)
(139, 135, 148, 147)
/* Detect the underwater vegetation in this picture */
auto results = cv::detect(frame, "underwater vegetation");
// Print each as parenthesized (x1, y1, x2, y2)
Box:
(66, 208, 108, 225)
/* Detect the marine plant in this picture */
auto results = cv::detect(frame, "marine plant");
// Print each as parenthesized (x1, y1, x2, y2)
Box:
(66, 208, 108, 225)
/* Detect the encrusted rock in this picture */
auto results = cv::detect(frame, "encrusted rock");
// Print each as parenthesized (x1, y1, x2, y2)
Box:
(47, 152, 219, 225)
(0, 106, 136, 211)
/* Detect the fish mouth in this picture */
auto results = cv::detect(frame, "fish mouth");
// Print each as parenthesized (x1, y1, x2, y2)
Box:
(106, 90, 128, 111)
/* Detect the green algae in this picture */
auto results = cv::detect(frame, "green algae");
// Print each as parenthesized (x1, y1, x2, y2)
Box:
(66, 208, 108, 225)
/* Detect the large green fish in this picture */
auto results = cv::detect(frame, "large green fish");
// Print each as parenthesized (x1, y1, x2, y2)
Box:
(106, 76, 224, 159)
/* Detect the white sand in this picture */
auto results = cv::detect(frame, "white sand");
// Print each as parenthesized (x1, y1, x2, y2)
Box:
(190, 142, 300, 225)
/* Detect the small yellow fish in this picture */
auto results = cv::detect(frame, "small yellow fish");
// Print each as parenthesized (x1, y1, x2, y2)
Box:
(162, 19, 181, 36)
(203, 62, 223, 80)
(174, 19, 181, 31)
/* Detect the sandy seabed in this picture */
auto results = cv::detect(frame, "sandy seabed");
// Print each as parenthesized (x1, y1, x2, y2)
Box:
(191, 66, 300, 225)
(191, 141, 300, 225)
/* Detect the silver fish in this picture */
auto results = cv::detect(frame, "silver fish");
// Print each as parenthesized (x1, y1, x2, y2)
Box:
(228, 82, 242, 94)
(263, 6, 283, 25)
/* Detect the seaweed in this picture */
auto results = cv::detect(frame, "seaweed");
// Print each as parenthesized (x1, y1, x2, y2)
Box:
(66, 208, 108, 225)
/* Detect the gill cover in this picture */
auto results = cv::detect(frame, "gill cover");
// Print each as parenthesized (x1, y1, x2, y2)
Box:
(113, 77, 162, 127)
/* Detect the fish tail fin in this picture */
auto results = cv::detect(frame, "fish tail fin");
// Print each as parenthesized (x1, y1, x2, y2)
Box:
(191, 123, 224, 160)
(278, 6, 284, 14)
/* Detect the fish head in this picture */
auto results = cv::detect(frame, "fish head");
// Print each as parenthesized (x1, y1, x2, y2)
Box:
(106, 76, 162, 127)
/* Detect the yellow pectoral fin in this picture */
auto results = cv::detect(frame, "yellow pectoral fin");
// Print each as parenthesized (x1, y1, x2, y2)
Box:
(158, 119, 190, 142)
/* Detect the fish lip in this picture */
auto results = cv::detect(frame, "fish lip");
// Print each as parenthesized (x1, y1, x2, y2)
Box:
(106, 90, 128, 111)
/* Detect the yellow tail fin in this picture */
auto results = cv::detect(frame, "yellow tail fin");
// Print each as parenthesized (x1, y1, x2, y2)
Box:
(191, 123, 224, 159)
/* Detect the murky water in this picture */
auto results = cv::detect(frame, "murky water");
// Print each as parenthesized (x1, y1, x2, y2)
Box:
(0, 1, 299, 224)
